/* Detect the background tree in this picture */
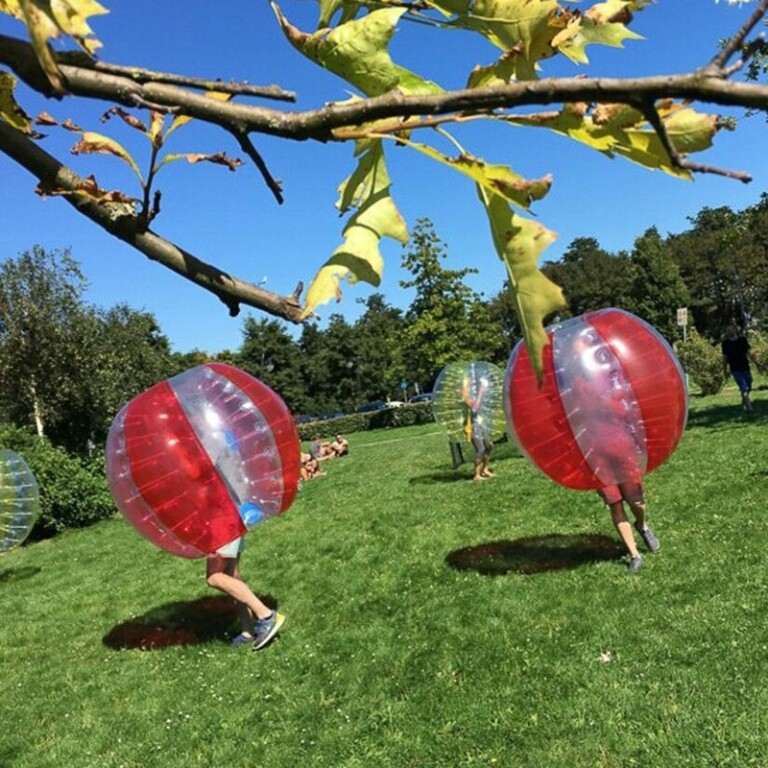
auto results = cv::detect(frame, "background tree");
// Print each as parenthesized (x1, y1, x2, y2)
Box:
(0, 246, 95, 445)
(624, 227, 690, 342)
(237, 317, 305, 413)
(399, 219, 486, 392)
(72, 303, 174, 451)
(666, 205, 768, 339)
(2, 2, 768, 376)
(353, 294, 406, 403)
(542, 237, 632, 318)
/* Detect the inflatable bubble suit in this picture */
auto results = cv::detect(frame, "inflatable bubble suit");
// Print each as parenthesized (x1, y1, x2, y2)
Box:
(504, 308, 688, 490)
(106, 363, 301, 558)
(432, 361, 506, 444)
(0, 449, 41, 554)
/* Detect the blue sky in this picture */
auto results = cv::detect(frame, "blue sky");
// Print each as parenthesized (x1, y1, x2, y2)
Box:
(1, 1, 767, 353)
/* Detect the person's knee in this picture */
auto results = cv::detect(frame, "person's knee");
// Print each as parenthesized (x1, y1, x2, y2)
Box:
(207, 571, 226, 590)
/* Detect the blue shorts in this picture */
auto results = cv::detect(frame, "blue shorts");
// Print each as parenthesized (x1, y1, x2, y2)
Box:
(731, 369, 752, 395)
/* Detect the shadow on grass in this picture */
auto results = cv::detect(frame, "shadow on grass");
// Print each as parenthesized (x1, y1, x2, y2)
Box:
(686, 399, 767, 430)
(0, 566, 41, 584)
(102, 594, 278, 651)
(446, 533, 623, 576)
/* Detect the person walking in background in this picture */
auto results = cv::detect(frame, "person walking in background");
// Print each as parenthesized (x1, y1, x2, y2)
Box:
(722, 324, 759, 412)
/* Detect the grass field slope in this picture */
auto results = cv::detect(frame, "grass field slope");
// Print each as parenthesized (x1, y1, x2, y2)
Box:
(1, 383, 768, 767)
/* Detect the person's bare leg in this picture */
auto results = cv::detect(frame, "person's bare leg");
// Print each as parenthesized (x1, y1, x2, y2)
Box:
(628, 501, 647, 530)
(207, 561, 272, 622)
(609, 501, 641, 559)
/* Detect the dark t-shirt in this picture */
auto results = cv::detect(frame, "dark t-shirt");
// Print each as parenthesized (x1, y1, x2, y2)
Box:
(722, 336, 750, 372)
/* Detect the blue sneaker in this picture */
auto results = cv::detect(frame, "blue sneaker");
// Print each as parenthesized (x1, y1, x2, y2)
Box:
(628, 555, 643, 574)
(229, 631, 254, 650)
(252, 611, 285, 651)
(635, 524, 660, 553)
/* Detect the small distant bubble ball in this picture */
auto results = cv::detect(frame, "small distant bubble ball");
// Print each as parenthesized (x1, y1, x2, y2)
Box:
(0, 449, 41, 554)
(504, 308, 688, 490)
(106, 363, 301, 558)
(432, 361, 506, 443)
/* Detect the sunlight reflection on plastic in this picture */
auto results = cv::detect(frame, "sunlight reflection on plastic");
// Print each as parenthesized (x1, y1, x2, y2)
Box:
(432, 361, 506, 443)
(106, 363, 301, 558)
(0, 450, 41, 554)
(503, 308, 688, 490)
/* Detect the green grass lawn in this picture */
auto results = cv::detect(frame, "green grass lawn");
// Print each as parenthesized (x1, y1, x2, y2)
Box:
(2, 384, 768, 767)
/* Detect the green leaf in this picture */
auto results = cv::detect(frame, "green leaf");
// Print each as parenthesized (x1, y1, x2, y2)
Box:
(478, 186, 566, 381)
(506, 102, 718, 179)
(392, 136, 552, 210)
(429, 0, 645, 81)
(302, 140, 408, 318)
(0, 71, 36, 134)
(552, 1, 643, 65)
(273, 5, 442, 96)
(70, 131, 144, 184)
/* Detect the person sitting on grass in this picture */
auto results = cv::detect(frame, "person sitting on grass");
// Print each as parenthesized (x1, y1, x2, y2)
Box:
(300, 451, 324, 480)
(329, 434, 349, 457)
(309, 435, 334, 461)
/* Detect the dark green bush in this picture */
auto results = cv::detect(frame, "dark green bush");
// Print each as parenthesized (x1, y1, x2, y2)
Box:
(748, 330, 768, 373)
(0, 424, 116, 539)
(296, 402, 435, 441)
(675, 329, 726, 396)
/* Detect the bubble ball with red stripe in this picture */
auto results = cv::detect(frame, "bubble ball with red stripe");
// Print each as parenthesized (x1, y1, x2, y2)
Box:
(106, 363, 301, 558)
(503, 308, 688, 491)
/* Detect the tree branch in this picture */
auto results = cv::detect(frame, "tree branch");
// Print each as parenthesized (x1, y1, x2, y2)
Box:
(706, 0, 768, 72)
(57, 55, 297, 102)
(0, 121, 304, 323)
(4, 32, 768, 146)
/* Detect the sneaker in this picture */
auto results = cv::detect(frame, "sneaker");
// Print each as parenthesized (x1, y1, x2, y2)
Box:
(230, 631, 254, 650)
(635, 524, 660, 553)
(628, 555, 643, 574)
(252, 611, 285, 651)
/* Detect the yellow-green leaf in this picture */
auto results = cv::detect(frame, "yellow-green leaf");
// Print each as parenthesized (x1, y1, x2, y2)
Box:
(506, 102, 718, 179)
(0, 71, 36, 133)
(427, 0, 561, 80)
(478, 186, 566, 381)
(392, 136, 552, 210)
(553, 2, 643, 65)
(13, 0, 107, 92)
(70, 130, 144, 183)
(302, 140, 408, 318)
(430, 0, 645, 82)
(273, 4, 442, 97)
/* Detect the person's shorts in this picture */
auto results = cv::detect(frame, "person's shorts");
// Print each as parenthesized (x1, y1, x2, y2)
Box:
(598, 482, 644, 507)
(471, 434, 493, 459)
(206, 536, 244, 577)
(732, 369, 752, 395)
(212, 536, 244, 559)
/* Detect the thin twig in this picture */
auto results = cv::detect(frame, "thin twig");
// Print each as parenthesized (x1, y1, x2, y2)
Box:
(722, 32, 768, 77)
(706, 0, 768, 72)
(638, 99, 752, 183)
(58, 54, 297, 102)
(231, 129, 284, 204)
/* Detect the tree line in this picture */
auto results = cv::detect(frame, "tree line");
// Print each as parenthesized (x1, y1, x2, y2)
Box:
(3, 196, 768, 456)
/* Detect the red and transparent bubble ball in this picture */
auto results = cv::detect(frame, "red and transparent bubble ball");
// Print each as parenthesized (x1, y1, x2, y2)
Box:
(106, 363, 300, 558)
(504, 308, 688, 490)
